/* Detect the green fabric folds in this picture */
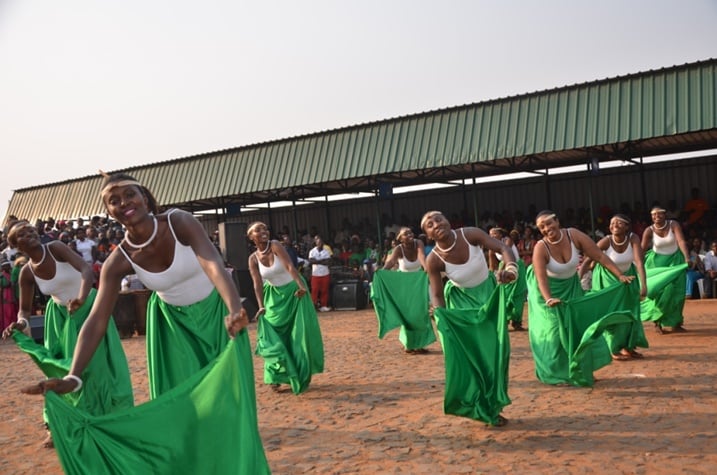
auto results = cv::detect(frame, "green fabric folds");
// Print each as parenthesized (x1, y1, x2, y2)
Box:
(255, 278, 324, 394)
(640, 250, 688, 327)
(370, 269, 436, 350)
(433, 274, 511, 425)
(527, 266, 638, 387)
(146, 289, 231, 398)
(12, 288, 133, 417)
(45, 333, 271, 475)
(502, 260, 527, 324)
(591, 264, 648, 354)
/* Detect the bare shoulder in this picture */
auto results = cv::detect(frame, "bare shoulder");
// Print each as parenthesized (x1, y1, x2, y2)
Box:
(425, 251, 443, 272)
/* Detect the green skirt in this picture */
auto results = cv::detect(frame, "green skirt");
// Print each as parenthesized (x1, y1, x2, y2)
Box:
(12, 288, 133, 418)
(370, 269, 436, 350)
(527, 266, 637, 387)
(44, 288, 270, 475)
(591, 264, 648, 353)
(640, 250, 688, 327)
(45, 335, 270, 475)
(433, 274, 511, 425)
(502, 259, 527, 323)
(255, 278, 325, 394)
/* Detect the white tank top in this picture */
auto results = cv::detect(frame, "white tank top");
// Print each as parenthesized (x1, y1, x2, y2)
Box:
(652, 223, 678, 255)
(544, 230, 580, 280)
(431, 229, 489, 288)
(29, 246, 82, 304)
(605, 235, 634, 273)
(495, 240, 520, 262)
(118, 209, 213, 306)
(257, 253, 293, 287)
(398, 241, 422, 272)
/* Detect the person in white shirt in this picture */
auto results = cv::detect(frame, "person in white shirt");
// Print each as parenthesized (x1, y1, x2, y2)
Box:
(308, 235, 332, 312)
(73, 227, 97, 266)
(703, 240, 717, 298)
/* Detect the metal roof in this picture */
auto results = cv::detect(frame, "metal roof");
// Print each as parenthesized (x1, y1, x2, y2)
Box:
(7, 58, 717, 221)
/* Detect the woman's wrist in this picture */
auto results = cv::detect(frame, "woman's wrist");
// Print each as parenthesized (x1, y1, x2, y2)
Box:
(17, 317, 30, 330)
(63, 374, 83, 392)
(546, 297, 557, 305)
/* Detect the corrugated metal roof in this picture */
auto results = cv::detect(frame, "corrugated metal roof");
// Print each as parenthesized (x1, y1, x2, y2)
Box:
(7, 58, 717, 222)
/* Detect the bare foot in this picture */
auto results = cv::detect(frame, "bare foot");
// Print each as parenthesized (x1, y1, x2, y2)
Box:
(42, 431, 54, 449)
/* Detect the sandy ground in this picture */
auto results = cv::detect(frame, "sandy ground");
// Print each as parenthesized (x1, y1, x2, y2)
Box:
(1, 300, 716, 475)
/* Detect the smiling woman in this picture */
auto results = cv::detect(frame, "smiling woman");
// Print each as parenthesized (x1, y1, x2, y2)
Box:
(2, 220, 133, 449)
(18, 172, 270, 474)
(527, 209, 639, 387)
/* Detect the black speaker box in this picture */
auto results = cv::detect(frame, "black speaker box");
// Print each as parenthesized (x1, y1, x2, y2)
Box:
(218, 222, 249, 271)
(332, 280, 367, 311)
(29, 315, 44, 344)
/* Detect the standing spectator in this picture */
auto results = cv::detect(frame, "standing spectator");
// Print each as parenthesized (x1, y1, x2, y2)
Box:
(686, 237, 706, 298)
(281, 233, 299, 268)
(309, 235, 332, 312)
(703, 240, 717, 298)
(73, 227, 97, 267)
(0, 257, 18, 330)
(362, 237, 379, 282)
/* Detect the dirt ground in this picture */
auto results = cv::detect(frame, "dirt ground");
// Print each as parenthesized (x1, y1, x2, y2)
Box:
(1, 300, 716, 474)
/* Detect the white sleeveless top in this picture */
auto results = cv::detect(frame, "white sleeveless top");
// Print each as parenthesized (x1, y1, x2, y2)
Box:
(544, 230, 580, 280)
(398, 241, 422, 272)
(605, 235, 634, 273)
(118, 209, 213, 306)
(432, 229, 489, 288)
(495, 240, 520, 262)
(29, 246, 81, 304)
(257, 253, 293, 287)
(652, 223, 678, 255)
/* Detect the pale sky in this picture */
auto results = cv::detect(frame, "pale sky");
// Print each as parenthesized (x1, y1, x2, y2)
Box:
(1, 0, 716, 222)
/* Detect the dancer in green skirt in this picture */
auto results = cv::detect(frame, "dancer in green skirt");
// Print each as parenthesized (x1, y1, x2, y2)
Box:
(529, 210, 636, 387)
(21, 173, 269, 475)
(584, 214, 649, 360)
(421, 211, 517, 427)
(640, 206, 690, 333)
(488, 226, 528, 331)
(3, 220, 133, 448)
(247, 221, 324, 395)
(372, 226, 435, 354)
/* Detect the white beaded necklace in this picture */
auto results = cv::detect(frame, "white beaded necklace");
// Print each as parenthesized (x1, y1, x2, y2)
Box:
(653, 221, 668, 231)
(612, 234, 628, 246)
(435, 230, 457, 253)
(124, 215, 158, 250)
(259, 241, 272, 255)
(545, 229, 564, 245)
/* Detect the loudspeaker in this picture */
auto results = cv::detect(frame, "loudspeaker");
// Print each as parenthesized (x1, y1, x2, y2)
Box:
(231, 269, 260, 320)
(332, 280, 368, 311)
(29, 315, 44, 344)
(218, 222, 249, 271)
